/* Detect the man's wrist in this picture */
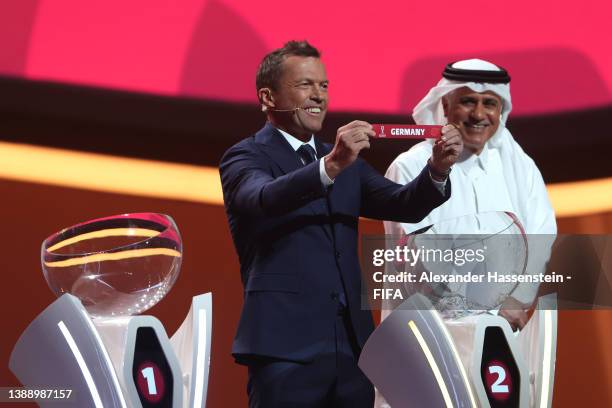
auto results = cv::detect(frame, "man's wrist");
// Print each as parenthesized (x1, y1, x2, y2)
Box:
(319, 158, 334, 187)
(324, 155, 341, 180)
(427, 158, 450, 181)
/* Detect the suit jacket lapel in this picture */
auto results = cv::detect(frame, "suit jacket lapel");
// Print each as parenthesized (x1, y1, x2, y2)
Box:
(255, 123, 303, 174)
(314, 137, 332, 161)
(255, 124, 334, 243)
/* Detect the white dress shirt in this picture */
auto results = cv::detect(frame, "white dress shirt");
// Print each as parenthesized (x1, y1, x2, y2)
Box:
(276, 128, 334, 187)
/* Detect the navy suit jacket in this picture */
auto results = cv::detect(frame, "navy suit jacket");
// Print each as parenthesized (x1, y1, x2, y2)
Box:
(220, 123, 450, 363)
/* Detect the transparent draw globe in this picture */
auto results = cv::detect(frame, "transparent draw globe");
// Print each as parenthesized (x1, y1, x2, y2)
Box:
(41, 213, 182, 317)
(406, 211, 527, 319)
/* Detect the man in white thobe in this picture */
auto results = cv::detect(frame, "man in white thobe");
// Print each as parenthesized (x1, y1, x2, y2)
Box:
(385, 58, 556, 325)
(374, 58, 557, 408)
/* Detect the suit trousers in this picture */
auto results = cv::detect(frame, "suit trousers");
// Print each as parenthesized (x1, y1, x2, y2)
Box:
(246, 309, 374, 408)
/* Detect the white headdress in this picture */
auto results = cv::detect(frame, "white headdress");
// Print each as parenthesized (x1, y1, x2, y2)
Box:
(412, 59, 512, 148)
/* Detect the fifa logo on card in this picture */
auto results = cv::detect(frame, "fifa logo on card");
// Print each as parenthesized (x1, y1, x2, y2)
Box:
(380, 125, 386, 138)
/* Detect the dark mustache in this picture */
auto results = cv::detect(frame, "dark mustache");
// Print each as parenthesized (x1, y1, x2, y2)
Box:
(463, 121, 491, 126)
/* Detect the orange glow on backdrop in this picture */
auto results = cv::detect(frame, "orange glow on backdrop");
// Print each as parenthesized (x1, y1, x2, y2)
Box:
(1, 141, 610, 218)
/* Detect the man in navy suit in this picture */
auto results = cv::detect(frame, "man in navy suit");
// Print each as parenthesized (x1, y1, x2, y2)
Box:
(220, 41, 463, 407)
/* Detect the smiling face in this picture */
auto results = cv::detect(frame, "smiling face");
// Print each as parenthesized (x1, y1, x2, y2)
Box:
(262, 56, 328, 141)
(443, 87, 503, 154)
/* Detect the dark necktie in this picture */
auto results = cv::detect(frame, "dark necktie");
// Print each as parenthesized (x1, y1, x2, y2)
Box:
(297, 144, 317, 165)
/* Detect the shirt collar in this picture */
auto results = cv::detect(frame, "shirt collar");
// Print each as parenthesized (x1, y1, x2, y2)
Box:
(457, 141, 490, 174)
(477, 142, 489, 168)
(275, 127, 316, 153)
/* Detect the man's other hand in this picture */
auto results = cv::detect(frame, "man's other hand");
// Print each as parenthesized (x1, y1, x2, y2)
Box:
(324, 121, 374, 179)
(430, 124, 463, 175)
(499, 296, 529, 331)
